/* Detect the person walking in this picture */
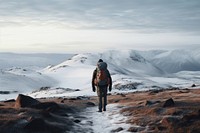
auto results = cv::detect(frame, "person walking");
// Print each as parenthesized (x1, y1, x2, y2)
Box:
(92, 59, 112, 112)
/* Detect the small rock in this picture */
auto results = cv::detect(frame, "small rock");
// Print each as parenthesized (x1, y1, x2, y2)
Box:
(157, 126, 167, 131)
(114, 99, 120, 103)
(127, 127, 138, 132)
(74, 119, 81, 123)
(4, 99, 15, 103)
(120, 94, 126, 97)
(145, 100, 160, 106)
(39, 87, 50, 91)
(128, 127, 145, 132)
(0, 91, 10, 94)
(149, 89, 160, 94)
(170, 87, 180, 90)
(69, 97, 77, 100)
(161, 116, 179, 127)
(179, 90, 190, 93)
(87, 121, 93, 126)
(77, 96, 90, 100)
(60, 99, 65, 103)
(191, 84, 196, 87)
(182, 112, 200, 122)
(86, 102, 95, 106)
(111, 127, 123, 132)
(172, 110, 183, 116)
(163, 98, 175, 107)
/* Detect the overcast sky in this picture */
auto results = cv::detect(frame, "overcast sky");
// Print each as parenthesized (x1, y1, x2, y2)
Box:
(0, 0, 200, 53)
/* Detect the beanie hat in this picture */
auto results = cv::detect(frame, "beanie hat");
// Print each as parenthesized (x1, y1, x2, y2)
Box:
(98, 59, 103, 62)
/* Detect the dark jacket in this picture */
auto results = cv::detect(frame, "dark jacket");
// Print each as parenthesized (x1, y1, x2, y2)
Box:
(92, 68, 112, 92)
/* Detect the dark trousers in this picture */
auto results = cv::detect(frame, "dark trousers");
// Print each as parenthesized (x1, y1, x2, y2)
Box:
(97, 86, 108, 111)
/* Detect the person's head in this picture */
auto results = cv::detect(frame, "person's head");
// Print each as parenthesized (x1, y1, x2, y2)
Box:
(98, 59, 103, 63)
(97, 59, 103, 66)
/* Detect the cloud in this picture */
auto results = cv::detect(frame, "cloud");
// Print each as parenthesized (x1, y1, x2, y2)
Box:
(0, 0, 200, 53)
(0, 0, 200, 34)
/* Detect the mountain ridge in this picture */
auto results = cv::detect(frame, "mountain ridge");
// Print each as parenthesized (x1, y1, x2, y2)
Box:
(1, 49, 200, 100)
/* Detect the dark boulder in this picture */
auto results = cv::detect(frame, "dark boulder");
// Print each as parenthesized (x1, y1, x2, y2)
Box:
(15, 94, 40, 108)
(163, 98, 175, 107)
(191, 84, 196, 87)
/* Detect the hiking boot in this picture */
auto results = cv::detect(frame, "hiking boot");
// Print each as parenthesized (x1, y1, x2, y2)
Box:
(97, 110, 102, 112)
(103, 108, 106, 111)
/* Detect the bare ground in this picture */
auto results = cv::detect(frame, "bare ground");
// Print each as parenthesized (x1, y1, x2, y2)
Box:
(1, 88, 200, 133)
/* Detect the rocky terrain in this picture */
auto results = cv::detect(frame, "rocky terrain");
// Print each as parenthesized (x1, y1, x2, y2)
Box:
(1, 88, 200, 133)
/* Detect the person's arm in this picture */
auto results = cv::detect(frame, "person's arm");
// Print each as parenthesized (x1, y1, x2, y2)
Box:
(92, 69, 97, 92)
(108, 70, 112, 92)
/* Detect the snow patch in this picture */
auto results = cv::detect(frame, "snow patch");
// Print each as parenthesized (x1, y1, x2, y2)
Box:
(74, 104, 134, 133)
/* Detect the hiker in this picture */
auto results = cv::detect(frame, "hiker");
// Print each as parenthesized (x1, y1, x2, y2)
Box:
(92, 59, 112, 112)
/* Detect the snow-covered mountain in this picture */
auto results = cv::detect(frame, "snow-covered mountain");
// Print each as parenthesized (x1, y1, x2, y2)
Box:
(46, 50, 164, 76)
(138, 49, 200, 73)
(30, 49, 200, 98)
(0, 53, 73, 100)
(42, 50, 164, 90)
(1, 49, 200, 100)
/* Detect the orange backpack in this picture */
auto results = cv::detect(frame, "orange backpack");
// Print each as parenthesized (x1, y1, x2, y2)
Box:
(94, 62, 110, 86)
